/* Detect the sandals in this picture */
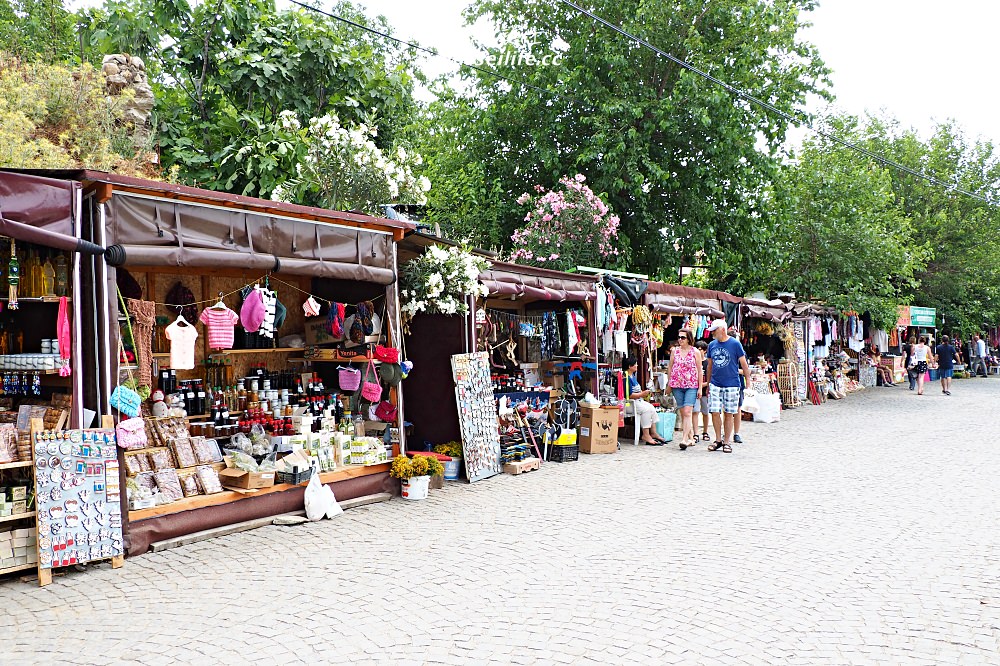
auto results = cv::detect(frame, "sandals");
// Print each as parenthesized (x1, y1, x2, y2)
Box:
(701, 433, 710, 442)
(679, 441, 688, 450)
(708, 442, 723, 452)
(708, 442, 733, 453)
(722, 444, 732, 453)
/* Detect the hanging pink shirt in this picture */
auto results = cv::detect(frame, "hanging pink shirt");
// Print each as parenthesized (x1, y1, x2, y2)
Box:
(199, 306, 240, 350)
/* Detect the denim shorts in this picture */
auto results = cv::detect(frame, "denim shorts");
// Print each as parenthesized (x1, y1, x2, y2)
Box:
(939, 368, 954, 378)
(672, 387, 699, 408)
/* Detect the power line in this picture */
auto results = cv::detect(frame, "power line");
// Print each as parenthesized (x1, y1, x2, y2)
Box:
(287, 0, 587, 107)
(557, 0, 996, 206)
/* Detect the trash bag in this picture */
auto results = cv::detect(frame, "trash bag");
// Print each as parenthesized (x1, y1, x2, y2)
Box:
(304, 468, 342, 521)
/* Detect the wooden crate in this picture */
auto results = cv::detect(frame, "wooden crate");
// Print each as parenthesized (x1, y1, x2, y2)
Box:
(503, 457, 540, 475)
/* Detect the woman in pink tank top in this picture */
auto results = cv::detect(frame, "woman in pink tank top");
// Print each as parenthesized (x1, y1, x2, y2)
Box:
(668, 329, 704, 450)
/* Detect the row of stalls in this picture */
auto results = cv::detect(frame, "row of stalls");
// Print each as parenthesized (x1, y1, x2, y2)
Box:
(0, 168, 922, 586)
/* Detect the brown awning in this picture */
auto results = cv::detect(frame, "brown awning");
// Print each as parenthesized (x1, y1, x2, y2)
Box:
(644, 280, 742, 304)
(480, 262, 598, 302)
(105, 194, 397, 284)
(742, 299, 791, 323)
(0, 172, 103, 253)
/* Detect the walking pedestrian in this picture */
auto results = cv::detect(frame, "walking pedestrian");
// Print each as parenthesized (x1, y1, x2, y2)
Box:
(970, 334, 988, 377)
(667, 329, 703, 450)
(622, 356, 668, 445)
(695, 340, 711, 442)
(909, 336, 931, 395)
(705, 319, 752, 453)
(934, 335, 957, 395)
(903, 336, 917, 390)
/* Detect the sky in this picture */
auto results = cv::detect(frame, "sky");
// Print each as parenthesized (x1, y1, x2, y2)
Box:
(351, 0, 999, 146)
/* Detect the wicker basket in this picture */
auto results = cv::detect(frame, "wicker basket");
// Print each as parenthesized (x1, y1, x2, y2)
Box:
(777, 361, 802, 408)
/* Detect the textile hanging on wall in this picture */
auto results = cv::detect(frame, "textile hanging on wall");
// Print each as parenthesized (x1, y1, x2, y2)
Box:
(126, 298, 155, 389)
(794, 321, 807, 400)
(541, 312, 559, 360)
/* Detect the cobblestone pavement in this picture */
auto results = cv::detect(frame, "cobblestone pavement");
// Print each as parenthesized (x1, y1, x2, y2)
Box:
(4, 378, 1000, 665)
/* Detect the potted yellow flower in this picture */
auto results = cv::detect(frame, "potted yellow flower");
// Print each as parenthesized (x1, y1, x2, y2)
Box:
(390, 454, 444, 501)
(433, 441, 464, 480)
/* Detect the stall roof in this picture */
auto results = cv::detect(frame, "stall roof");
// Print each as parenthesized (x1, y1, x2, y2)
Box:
(480, 261, 599, 302)
(397, 230, 496, 264)
(644, 280, 743, 304)
(2, 169, 415, 240)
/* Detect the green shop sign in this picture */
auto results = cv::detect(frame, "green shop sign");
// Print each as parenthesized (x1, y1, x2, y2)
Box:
(909, 307, 936, 327)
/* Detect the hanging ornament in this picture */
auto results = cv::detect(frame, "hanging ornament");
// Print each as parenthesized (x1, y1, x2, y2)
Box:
(7, 239, 19, 310)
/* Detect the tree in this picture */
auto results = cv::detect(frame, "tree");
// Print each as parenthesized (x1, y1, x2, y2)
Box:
(858, 118, 1000, 335)
(421, 0, 830, 278)
(87, 0, 422, 198)
(0, 0, 79, 62)
(760, 116, 930, 329)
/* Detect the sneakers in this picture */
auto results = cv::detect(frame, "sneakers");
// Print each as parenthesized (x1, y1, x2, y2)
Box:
(733, 434, 743, 444)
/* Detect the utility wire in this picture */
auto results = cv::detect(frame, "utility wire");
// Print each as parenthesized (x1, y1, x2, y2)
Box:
(288, 0, 587, 107)
(557, 0, 995, 205)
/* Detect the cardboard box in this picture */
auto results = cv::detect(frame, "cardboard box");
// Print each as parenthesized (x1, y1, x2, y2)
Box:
(579, 405, 619, 454)
(219, 468, 275, 490)
(520, 363, 540, 386)
(11, 500, 26, 515)
(9, 486, 26, 501)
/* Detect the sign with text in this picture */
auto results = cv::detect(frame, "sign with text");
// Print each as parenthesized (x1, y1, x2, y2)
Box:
(909, 307, 936, 327)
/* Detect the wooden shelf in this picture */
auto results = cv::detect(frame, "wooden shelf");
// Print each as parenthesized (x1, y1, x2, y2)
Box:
(0, 460, 32, 471)
(290, 356, 375, 364)
(0, 297, 69, 303)
(209, 348, 302, 356)
(0, 510, 36, 524)
(0, 562, 36, 577)
(128, 463, 390, 521)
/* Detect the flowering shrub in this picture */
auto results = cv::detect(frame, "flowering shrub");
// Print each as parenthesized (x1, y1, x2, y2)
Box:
(271, 112, 430, 215)
(400, 245, 490, 325)
(389, 454, 444, 480)
(510, 174, 620, 272)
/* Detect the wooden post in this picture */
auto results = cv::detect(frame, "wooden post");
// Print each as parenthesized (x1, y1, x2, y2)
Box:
(30, 418, 52, 587)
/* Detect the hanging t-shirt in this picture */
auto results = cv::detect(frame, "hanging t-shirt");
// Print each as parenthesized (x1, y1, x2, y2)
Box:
(707, 336, 746, 388)
(199, 306, 240, 350)
(165, 320, 199, 370)
(259, 288, 278, 339)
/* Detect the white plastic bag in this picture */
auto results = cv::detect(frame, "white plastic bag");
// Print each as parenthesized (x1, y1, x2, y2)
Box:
(304, 469, 343, 521)
(753, 393, 782, 423)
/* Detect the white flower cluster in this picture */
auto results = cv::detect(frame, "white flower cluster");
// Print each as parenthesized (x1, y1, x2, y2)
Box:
(269, 112, 429, 213)
(400, 245, 490, 321)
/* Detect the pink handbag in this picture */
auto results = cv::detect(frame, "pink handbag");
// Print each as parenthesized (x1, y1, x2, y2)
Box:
(116, 417, 148, 450)
(360, 360, 382, 402)
(339, 366, 361, 392)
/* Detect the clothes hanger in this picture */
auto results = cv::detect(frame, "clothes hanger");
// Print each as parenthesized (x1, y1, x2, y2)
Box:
(210, 292, 227, 310)
(173, 305, 190, 327)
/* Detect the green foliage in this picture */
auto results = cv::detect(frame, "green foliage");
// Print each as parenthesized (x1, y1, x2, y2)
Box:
(758, 116, 930, 330)
(0, 56, 154, 174)
(858, 118, 1000, 335)
(0, 0, 79, 62)
(85, 0, 422, 198)
(423, 0, 830, 279)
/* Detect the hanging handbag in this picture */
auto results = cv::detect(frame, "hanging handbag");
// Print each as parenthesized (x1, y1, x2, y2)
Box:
(374, 400, 398, 422)
(111, 290, 143, 418)
(360, 360, 382, 402)
(338, 366, 362, 392)
(373, 345, 399, 364)
(115, 416, 148, 450)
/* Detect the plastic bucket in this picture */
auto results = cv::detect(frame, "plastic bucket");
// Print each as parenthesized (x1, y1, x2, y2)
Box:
(443, 458, 462, 481)
(401, 475, 430, 500)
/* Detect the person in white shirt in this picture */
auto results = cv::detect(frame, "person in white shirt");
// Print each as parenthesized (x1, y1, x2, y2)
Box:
(972, 334, 989, 377)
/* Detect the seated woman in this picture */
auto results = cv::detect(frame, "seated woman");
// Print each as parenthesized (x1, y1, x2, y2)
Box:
(623, 356, 668, 445)
(869, 347, 896, 386)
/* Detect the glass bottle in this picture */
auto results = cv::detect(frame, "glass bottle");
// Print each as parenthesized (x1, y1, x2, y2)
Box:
(41, 258, 56, 297)
(54, 253, 68, 297)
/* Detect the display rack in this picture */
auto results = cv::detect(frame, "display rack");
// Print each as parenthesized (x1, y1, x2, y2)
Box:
(451, 352, 502, 483)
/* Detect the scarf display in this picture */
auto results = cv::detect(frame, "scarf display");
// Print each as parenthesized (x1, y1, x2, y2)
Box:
(126, 298, 156, 389)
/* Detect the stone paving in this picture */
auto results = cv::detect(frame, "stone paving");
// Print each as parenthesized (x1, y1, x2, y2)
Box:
(3, 378, 1000, 665)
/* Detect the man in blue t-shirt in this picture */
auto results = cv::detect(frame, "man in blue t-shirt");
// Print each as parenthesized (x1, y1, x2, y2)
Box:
(705, 319, 752, 453)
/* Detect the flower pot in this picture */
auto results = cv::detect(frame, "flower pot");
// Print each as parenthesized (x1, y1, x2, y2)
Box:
(401, 475, 430, 501)
(442, 458, 462, 480)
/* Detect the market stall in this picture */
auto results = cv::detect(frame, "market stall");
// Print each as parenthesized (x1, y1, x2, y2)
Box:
(399, 238, 600, 465)
(4, 170, 416, 557)
(0, 171, 97, 581)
